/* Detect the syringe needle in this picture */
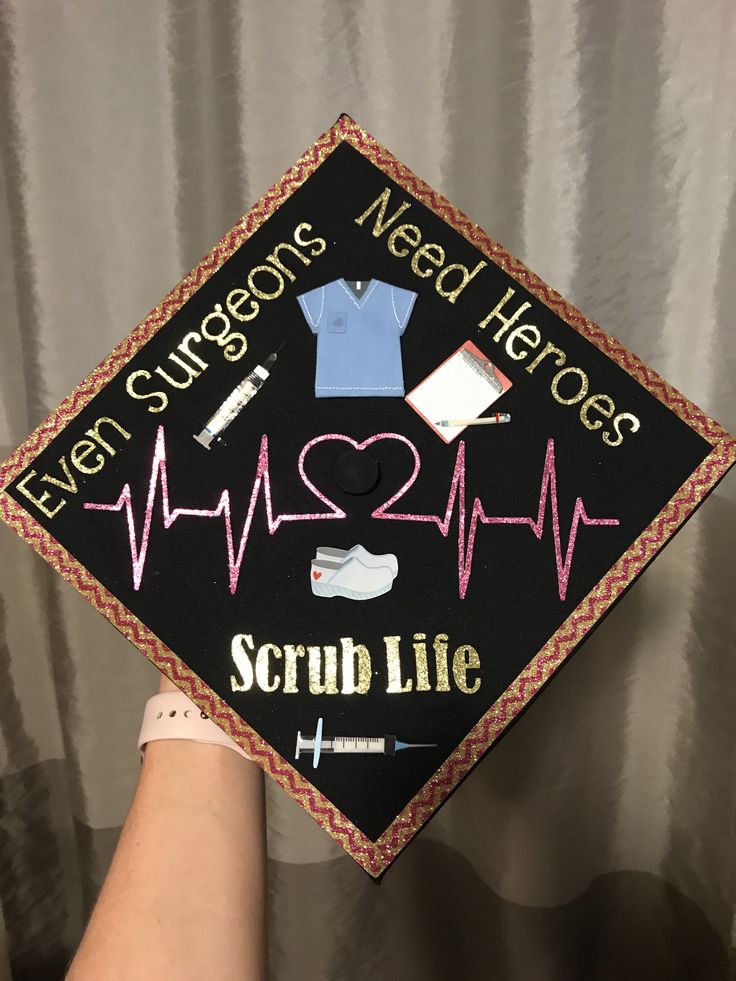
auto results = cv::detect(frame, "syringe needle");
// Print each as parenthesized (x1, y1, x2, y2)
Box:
(296, 721, 438, 767)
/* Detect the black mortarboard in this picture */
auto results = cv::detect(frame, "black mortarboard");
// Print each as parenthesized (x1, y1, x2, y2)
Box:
(1, 115, 734, 876)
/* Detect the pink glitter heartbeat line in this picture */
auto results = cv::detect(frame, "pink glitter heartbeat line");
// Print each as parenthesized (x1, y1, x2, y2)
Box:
(374, 438, 620, 600)
(84, 426, 619, 601)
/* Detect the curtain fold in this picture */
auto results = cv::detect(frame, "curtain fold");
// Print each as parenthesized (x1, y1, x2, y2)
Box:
(1, 2, 734, 978)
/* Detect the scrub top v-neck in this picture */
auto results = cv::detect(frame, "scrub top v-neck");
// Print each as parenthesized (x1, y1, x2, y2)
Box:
(297, 278, 418, 397)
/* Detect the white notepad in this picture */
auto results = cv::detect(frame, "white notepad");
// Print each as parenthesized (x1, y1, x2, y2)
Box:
(405, 340, 512, 442)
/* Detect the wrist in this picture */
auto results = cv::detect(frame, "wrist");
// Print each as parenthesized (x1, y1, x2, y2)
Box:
(142, 735, 255, 769)
(158, 674, 180, 694)
(139, 690, 253, 762)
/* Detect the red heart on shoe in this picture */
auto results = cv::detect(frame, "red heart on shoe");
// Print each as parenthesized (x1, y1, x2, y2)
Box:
(312, 571, 322, 580)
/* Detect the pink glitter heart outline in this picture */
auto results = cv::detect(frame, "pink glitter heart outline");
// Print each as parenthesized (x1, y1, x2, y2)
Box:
(297, 432, 421, 520)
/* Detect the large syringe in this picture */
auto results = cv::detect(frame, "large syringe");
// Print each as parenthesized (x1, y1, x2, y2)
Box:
(295, 717, 437, 768)
(194, 343, 284, 449)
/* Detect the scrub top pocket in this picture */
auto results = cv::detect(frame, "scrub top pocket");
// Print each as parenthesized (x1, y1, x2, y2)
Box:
(326, 311, 348, 333)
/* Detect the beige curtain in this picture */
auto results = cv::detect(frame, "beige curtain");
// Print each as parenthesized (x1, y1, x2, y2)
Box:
(1, 2, 735, 978)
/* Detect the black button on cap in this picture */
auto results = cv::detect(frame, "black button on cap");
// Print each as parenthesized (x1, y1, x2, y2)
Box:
(334, 448, 380, 495)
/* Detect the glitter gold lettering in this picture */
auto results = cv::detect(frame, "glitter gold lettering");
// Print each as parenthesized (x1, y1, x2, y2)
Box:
(40, 457, 78, 494)
(385, 635, 413, 693)
(433, 634, 451, 693)
(452, 644, 481, 694)
(155, 353, 202, 389)
(308, 645, 339, 695)
(247, 265, 284, 301)
(340, 637, 372, 695)
(603, 411, 641, 448)
(200, 303, 229, 337)
(85, 416, 132, 455)
(506, 324, 541, 361)
(354, 186, 411, 237)
(120, 221, 328, 418)
(265, 242, 310, 283)
(551, 366, 590, 406)
(224, 630, 482, 695)
(580, 393, 615, 431)
(293, 221, 327, 256)
(356, 187, 486, 305)
(126, 370, 169, 413)
(478, 287, 531, 336)
(15, 470, 66, 519)
(177, 332, 209, 370)
(230, 633, 255, 692)
(283, 644, 306, 694)
(412, 633, 431, 692)
(256, 643, 282, 693)
(200, 304, 247, 362)
(411, 242, 445, 278)
(70, 439, 106, 475)
(226, 288, 260, 323)
(525, 340, 567, 375)
(388, 223, 421, 257)
(436, 259, 487, 304)
(14, 416, 133, 519)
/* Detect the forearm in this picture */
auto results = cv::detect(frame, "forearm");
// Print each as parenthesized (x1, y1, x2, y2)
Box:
(67, 726, 267, 980)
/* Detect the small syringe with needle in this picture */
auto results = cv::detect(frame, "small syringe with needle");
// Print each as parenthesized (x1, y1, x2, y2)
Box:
(296, 717, 437, 769)
(194, 343, 285, 449)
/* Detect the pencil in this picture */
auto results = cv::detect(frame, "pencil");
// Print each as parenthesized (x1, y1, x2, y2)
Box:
(435, 413, 511, 427)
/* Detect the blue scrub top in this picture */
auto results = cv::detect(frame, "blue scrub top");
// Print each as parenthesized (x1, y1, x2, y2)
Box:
(297, 278, 417, 397)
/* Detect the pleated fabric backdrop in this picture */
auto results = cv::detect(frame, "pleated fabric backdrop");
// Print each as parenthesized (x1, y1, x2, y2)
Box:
(1, 2, 735, 978)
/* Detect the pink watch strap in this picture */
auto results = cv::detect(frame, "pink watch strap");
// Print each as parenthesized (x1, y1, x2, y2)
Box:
(137, 691, 252, 761)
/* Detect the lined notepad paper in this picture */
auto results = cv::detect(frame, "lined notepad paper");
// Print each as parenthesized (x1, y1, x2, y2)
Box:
(405, 340, 512, 442)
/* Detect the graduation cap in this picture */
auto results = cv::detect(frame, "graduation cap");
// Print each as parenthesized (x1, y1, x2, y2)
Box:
(1, 114, 734, 877)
